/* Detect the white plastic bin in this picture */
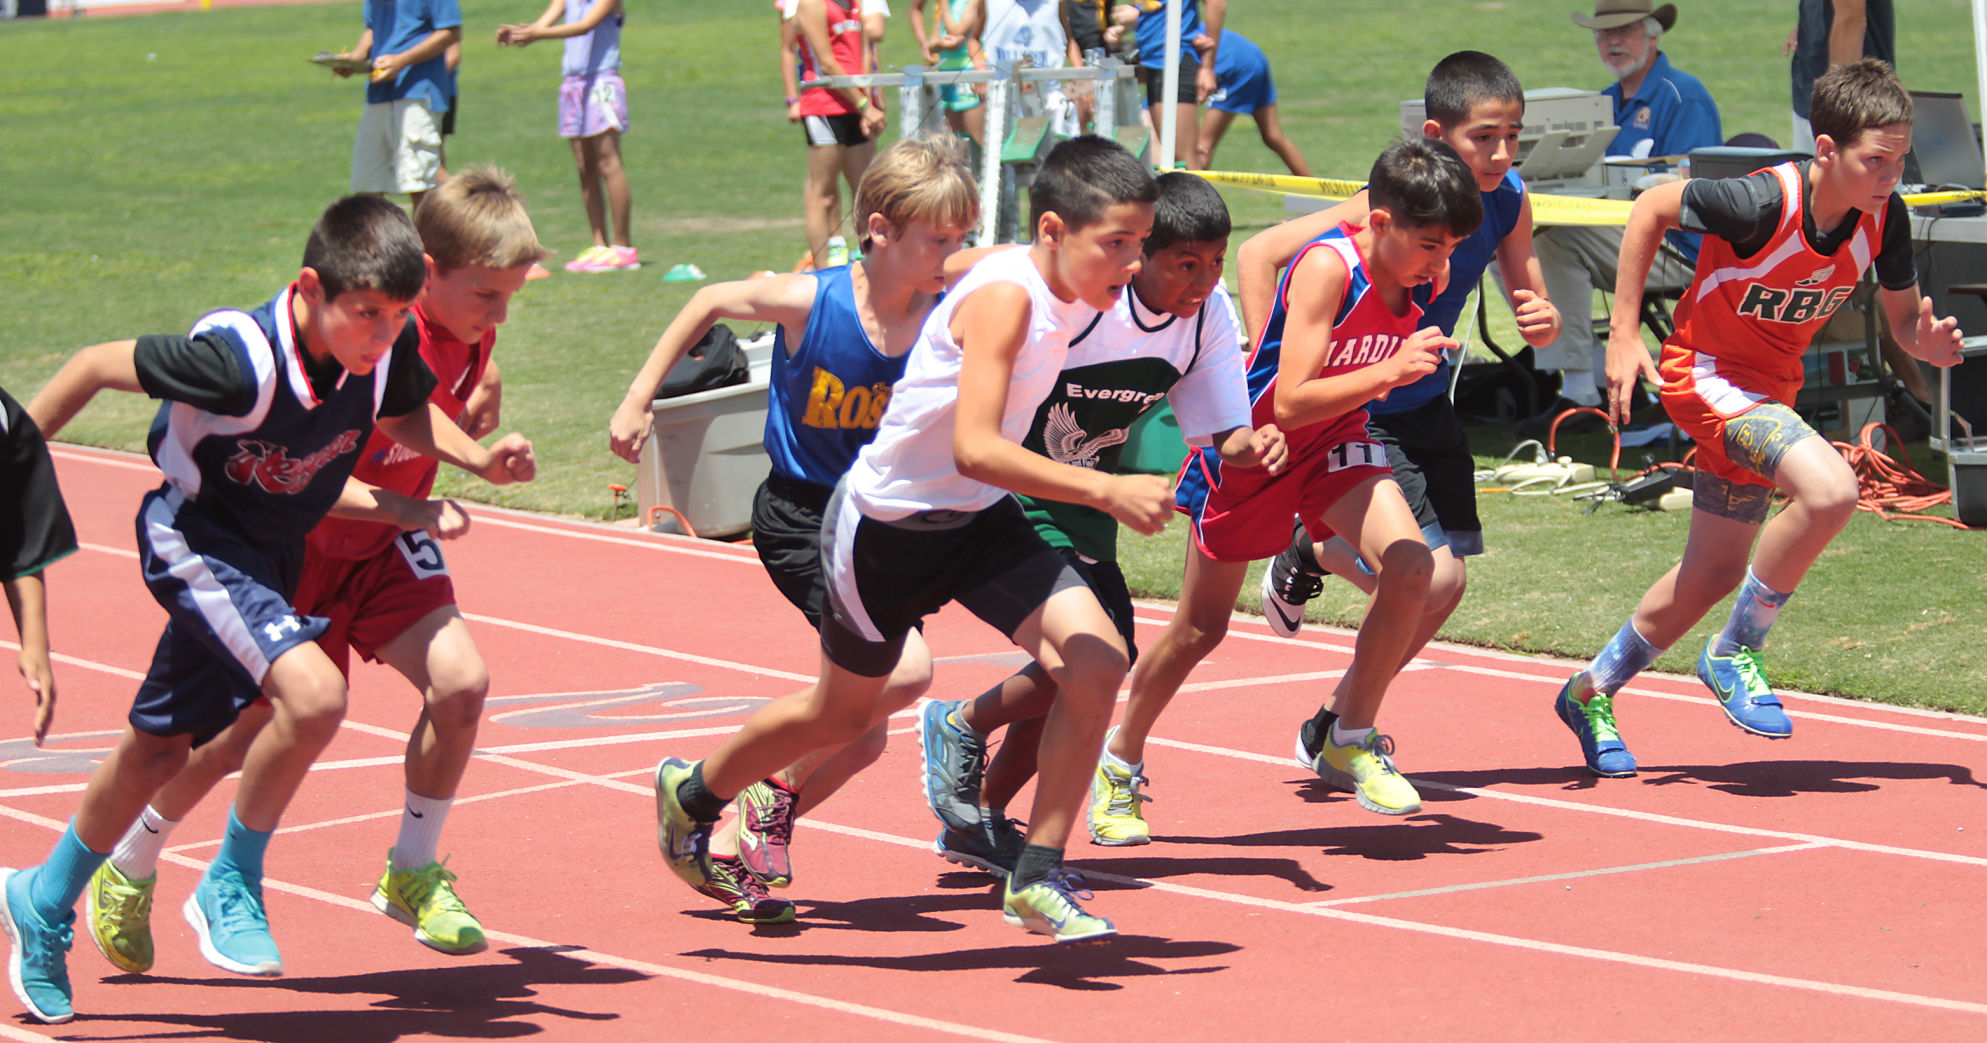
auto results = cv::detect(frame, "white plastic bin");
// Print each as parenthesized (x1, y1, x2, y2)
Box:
(636, 333, 775, 538)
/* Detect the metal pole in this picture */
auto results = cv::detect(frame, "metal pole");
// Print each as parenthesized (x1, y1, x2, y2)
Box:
(1094, 55, 1117, 138)
(980, 60, 1012, 244)
(901, 64, 925, 138)
(1159, 0, 1182, 169)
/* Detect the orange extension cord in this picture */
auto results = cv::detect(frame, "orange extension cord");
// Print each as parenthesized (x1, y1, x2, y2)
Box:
(1832, 422, 1969, 528)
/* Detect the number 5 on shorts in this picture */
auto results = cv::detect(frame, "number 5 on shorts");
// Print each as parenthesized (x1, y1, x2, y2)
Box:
(396, 530, 449, 580)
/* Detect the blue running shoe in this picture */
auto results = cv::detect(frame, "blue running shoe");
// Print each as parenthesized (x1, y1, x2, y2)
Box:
(2, 868, 74, 1024)
(1697, 643, 1792, 738)
(1553, 673, 1637, 777)
(916, 700, 986, 832)
(184, 864, 282, 977)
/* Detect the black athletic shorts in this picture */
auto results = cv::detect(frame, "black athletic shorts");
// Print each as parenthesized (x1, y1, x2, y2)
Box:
(751, 472, 836, 628)
(1367, 395, 1483, 557)
(802, 112, 867, 148)
(1144, 54, 1201, 107)
(818, 485, 1091, 678)
(441, 94, 457, 137)
(1061, 547, 1138, 667)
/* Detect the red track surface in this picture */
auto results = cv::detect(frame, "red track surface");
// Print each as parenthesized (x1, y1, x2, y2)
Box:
(4, 445, 1986, 1040)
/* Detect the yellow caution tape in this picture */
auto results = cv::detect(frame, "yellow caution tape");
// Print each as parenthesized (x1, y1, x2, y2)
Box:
(1196, 172, 1987, 227)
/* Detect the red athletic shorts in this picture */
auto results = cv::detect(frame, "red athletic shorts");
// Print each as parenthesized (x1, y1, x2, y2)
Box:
(291, 530, 456, 675)
(1175, 428, 1392, 563)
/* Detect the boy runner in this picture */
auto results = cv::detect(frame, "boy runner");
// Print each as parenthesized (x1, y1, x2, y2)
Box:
(652, 137, 1165, 941)
(1558, 59, 1963, 776)
(915, 171, 1285, 853)
(609, 137, 978, 922)
(5, 195, 534, 1024)
(81, 168, 551, 973)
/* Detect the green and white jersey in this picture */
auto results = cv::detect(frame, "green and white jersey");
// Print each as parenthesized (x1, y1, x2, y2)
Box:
(1022, 282, 1249, 561)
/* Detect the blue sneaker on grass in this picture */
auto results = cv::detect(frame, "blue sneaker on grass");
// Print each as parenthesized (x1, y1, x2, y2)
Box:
(2, 867, 74, 1024)
(1554, 673, 1637, 777)
(1697, 642, 1792, 738)
(917, 700, 987, 832)
(184, 864, 282, 976)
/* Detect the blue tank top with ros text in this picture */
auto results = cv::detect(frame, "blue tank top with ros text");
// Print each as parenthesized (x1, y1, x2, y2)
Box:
(764, 265, 911, 487)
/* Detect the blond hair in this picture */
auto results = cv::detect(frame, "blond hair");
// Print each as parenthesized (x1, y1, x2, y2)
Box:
(414, 164, 550, 272)
(853, 135, 979, 251)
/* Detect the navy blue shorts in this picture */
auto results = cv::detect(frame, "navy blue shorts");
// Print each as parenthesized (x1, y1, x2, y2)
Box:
(130, 487, 328, 743)
(1209, 45, 1275, 114)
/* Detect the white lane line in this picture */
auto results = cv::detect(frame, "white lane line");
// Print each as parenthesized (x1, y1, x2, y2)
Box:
(1141, 735, 1987, 868)
(0, 804, 1051, 1043)
(461, 613, 815, 682)
(1304, 843, 1827, 906)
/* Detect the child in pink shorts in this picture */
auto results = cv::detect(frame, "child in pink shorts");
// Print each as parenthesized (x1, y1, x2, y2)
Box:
(499, 0, 639, 272)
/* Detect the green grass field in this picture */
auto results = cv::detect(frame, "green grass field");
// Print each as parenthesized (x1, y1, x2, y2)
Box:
(3, 0, 1983, 709)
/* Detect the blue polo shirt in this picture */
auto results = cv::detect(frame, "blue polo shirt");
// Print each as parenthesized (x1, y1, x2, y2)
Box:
(364, 0, 462, 113)
(1604, 51, 1721, 261)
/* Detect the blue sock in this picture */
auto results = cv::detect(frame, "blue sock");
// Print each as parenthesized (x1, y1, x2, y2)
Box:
(212, 807, 272, 882)
(28, 822, 107, 922)
(1585, 621, 1666, 695)
(1712, 569, 1792, 656)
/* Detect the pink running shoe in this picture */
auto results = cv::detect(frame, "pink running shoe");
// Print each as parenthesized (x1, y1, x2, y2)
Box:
(735, 778, 797, 888)
(563, 245, 614, 273)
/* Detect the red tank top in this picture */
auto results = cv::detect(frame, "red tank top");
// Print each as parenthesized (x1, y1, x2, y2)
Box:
(798, 0, 865, 118)
(307, 302, 492, 560)
(1663, 162, 1884, 410)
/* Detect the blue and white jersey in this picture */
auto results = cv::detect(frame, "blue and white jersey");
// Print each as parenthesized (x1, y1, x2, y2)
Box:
(1133, 0, 1205, 69)
(765, 265, 911, 488)
(1372, 167, 1526, 415)
(146, 287, 401, 545)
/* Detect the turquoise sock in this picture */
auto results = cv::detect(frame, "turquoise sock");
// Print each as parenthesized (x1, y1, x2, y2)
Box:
(212, 807, 272, 881)
(29, 822, 107, 922)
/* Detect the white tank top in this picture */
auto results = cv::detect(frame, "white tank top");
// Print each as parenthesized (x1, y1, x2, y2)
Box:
(848, 246, 1094, 518)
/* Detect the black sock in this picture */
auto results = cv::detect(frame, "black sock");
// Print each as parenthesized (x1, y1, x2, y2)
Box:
(1286, 521, 1328, 575)
(1301, 708, 1340, 756)
(1010, 843, 1062, 889)
(676, 762, 727, 822)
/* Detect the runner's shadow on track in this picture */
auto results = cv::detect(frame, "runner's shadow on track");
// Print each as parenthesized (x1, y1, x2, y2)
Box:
(1642, 759, 1987, 797)
(749, 887, 1001, 935)
(87, 945, 643, 1042)
(1164, 812, 1542, 865)
(1415, 760, 1987, 798)
(1067, 854, 1330, 893)
(683, 934, 1239, 991)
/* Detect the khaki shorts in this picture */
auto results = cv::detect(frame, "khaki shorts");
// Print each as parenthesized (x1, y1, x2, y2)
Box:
(351, 98, 442, 194)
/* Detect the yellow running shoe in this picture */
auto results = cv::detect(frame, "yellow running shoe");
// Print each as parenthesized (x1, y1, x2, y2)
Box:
(1002, 868, 1115, 943)
(1086, 761, 1152, 846)
(370, 851, 488, 955)
(85, 861, 155, 974)
(1302, 727, 1422, 816)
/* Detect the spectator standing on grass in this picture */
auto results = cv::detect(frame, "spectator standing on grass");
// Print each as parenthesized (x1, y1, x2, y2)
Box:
(1520, 0, 1720, 436)
(499, 0, 641, 273)
(1194, 29, 1309, 176)
(911, 0, 988, 146)
(789, 0, 887, 269)
(340, 0, 463, 214)
(1109, 0, 1227, 170)
(1788, 0, 1893, 154)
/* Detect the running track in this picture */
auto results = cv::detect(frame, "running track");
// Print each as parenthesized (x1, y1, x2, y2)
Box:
(4, 445, 1986, 1040)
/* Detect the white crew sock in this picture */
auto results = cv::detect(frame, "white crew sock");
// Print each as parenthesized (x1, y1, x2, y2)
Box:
(1329, 720, 1376, 748)
(391, 789, 453, 870)
(110, 806, 178, 879)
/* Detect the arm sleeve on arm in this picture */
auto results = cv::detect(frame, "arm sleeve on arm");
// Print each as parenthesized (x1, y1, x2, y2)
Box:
(0, 388, 80, 581)
(1678, 170, 1784, 258)
(134, 331, 255, 415)
(1874, 193, 1918, 291)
